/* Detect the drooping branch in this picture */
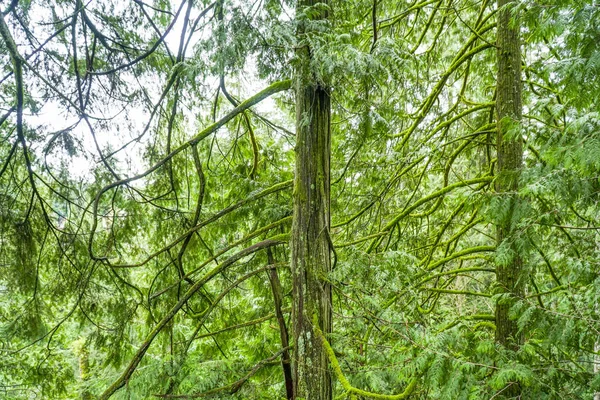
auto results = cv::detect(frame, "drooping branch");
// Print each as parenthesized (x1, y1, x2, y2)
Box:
(87, 79, 292, 260)
(101, 180, 292, 267)
(0, 13, 55, 229)
(175, 144, 206, 282)
(155, 347, 292, 399)
(161, 263, 287, 396)
(193, 308, 291, 341)
(89, 0, 190, 76)
(147, 216, 293, 302)
(220, 76, 260, 179)
(98, 236, 288, 400)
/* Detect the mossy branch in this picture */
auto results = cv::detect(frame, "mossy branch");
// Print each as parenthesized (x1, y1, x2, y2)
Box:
(417, 266, 495, 287)
(438, 314, 496, 332)
(426, 288, 491, 297)
(313, 315, 418, 399)
(368, 176, 492, 252)
(100, 180, 292, 267)
(425, 245, 496, 272)
(194, 308, 291, 341)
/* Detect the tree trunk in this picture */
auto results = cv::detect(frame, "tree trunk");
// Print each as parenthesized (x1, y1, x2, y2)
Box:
(596, 300, 600, 400)
(495, 0, 523, 395)
(267, 249, 294, 400)
(595, 338, 600, 400)
(290, 1, 332, 399)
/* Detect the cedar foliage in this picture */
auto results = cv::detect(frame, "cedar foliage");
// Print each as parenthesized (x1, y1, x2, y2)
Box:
(0, 0, 599, 399)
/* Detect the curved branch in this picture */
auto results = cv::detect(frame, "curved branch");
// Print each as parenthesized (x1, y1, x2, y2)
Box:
(109, 180, 291, 268)
(88, 79, 292, 260)
(90, 0, 189, 75)
(98, 236, 288, 400)
(155, 347, 292, 399)
(367, 175, 492, 252)
(313, 316, 418, 399)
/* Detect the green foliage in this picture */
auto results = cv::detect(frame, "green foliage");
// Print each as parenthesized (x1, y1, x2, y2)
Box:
(0, 0, 599, 398)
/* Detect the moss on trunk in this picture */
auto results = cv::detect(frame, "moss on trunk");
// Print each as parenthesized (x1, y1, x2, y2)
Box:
(290, 1, 333, 398)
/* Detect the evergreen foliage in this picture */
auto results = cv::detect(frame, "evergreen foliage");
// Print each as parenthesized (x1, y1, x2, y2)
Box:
(0, 0, 598, 398)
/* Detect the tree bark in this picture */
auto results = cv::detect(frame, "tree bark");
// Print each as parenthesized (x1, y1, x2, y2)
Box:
(290, 1, 332, 398)
(267, 249, 294, 400)
(495, 0, 523, 395)
(596, 338, 600, 400)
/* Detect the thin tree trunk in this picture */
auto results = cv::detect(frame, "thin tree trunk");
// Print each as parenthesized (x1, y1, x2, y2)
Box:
(596, 300, 600, 400)
(267, 249, 294, 400)
(596, 339, 600, 400)
(495, 0, 523, 395)
(290, 1, 332, 398)
(75, 340, 93, 400)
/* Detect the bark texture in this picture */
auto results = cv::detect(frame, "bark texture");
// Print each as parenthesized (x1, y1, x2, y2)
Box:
(495, 0, 524, 394)
(291, 1, 332, 398)
(267, 249, 294, 400)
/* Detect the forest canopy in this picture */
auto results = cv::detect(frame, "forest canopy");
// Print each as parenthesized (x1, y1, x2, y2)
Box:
(1, 0, 599, 399)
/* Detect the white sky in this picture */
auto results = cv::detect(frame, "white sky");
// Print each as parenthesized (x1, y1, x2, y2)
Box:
(17, 0, 289, 182)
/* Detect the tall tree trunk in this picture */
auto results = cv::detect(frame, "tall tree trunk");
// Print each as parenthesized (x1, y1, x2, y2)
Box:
(290, 1, 332, 399)
(495, 0, 523, 395)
